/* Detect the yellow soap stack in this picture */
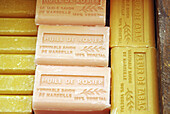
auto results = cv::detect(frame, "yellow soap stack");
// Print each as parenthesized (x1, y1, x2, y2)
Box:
(110, 0, 159, 114)
(0, 0, 37, 113)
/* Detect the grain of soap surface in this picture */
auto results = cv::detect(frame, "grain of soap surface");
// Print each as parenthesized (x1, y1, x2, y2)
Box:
(0, 75, 34, 94)
(0, 0, 36, 18)
(0, 36, 36, 54)
(0, 54, 35, 74)
(0, 18, 37, 36)
(0, 95, 32, 114)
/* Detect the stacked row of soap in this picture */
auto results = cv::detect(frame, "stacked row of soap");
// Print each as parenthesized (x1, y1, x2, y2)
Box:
(110, 0, 159, 114)
(33, 0, 111, 114)
(0, 0, 37, 113)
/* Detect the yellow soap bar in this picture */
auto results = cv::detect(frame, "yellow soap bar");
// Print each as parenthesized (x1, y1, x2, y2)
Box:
(0, 75, 34, 94)
(0, 54, 35, 74)
(111, 47, 159, 114)
(0, 36, 36, 54)
(0, 95, 32, 114)
(0, 18, 37, 36)
(110, 0, 155, 47)
(0, 0, 36, 18)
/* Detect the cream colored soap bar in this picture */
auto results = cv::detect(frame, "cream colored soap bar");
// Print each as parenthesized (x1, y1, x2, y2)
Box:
(0, 54, 35, 74)
(110, 0, 155, 47)
(35, 0, 106, 26)
(111, 47, 159, 114)
(0, 18, 37, 36)
(0, 36, 36, 54)
(35, 25, 110, 67)
(0, 95, 32, 114)
(33, 65, 111, 113)
(0, 75, 34, 94)
(0, 0, 36, 18)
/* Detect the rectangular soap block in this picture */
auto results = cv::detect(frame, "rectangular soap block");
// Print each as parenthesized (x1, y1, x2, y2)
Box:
(0, 0, 36, 18)
(0, 36, 36, 54)
(110, 0, 155, 47)
(0, 18, 37, 36)
(0, 95, 32, 114)
(35, 25, 110, 67)
(33, 65, 111, 113)
(0, 75, 34, 94)
(0, 54, 35, 74)
(35, 0, 106, 26)
(111, 47, 159, 114)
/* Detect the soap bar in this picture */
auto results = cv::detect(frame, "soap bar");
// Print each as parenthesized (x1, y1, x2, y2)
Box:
(35, 0, 106, 26)
(110, 0, 155, 47)
(0, 0, 36, 18)
(0, 18, 37, 36)
(111, 47, 159, 114)
(0, 54, 35, 74)
(0, 95, 32, 114)
(0, 36, 36, 54)
(0, 75, 34, 94)
(33, 65, 111, 112)
(35, 25, 109, 67)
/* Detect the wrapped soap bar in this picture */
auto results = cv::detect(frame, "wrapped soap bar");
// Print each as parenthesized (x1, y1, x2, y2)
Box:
(110, 0, 155, 47)
(111, 47, 159, 114)
(0, 18, 37, 36)
(35, 0, 106, 26)
(33, 65, 111, 113)
(0, 0, 36, 18)
(0, 75, 34, 94)
(0, 36, 36, 54)
(0, 54, 35, 74)
(0, 95, 32, 114)
(35, 25, 110, 67)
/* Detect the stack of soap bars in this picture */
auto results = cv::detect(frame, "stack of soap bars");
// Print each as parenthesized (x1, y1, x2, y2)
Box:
(33, 0, 111, 114)
(110, 0, 159, 114)
(0, 0, 37, 113)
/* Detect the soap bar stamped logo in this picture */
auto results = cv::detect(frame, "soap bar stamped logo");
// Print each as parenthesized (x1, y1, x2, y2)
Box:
(36, 74, 107, 102)
(39, 33, 106, 58)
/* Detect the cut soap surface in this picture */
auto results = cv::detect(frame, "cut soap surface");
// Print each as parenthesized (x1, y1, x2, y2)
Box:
(0, 95, 32, 114)
(0, 54, 35, 74)
(0, 18, 37, 36)
(0, 36, 36, 54)
(0, 0, 36, 18)
(0, 75, 34, 94)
